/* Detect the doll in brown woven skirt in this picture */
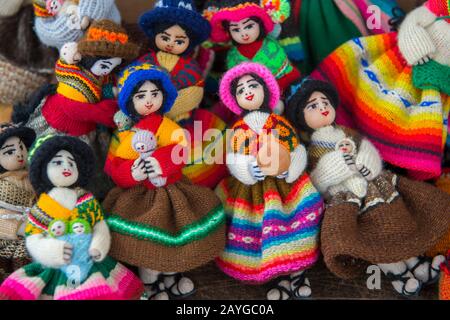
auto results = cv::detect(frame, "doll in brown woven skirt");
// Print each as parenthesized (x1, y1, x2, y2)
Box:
(0, 123, 36, 279)
(286, 79, 450, 298)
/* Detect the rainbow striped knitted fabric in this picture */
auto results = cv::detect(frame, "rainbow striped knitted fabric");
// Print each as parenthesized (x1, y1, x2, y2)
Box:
(215, 174, 324, 283)
(311, 32, 450, 180)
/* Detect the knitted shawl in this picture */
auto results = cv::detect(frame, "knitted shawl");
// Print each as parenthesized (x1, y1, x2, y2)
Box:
(227, 36, 293, 80)
(0, 170, 35, 211)
(25, 191, 103, 236)
(230, 113, 299, 156)
(55, 58, 108, 104)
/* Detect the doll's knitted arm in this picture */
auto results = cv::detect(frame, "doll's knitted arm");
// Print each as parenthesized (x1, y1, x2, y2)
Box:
(79, 0, 121, 24)
(398, 6, 437, 66)
(166, 86, 205, 122)
(151, 144, 186, 177)
(0, 0, 25, 17)
(26, 234, 70, 268)
(355, 139, 383, 181)
(285, 144, 308, 183)
(310, 150, 355, 194)
(89, 220, 111, 262)
(109, 157, 141, 188)
(226, 153, 261, 185)
(59, 97, 117, 128)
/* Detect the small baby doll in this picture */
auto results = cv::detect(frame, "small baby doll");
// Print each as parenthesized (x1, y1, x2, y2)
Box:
(331, 137, 368, 198)
(49, 218, 94, 284)
(132, 129, 167, 188)
(44, 0, 89, 30)
(113, 111, 134, 133)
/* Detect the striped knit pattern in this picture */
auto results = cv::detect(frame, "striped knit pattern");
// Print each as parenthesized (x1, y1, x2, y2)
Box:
(215, 174, 324, 283)
(0, 257, 143, 300)
(55, 59, 103, 103)
(311, 32, 450, 180)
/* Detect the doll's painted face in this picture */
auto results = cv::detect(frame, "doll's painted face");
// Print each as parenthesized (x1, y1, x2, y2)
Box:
(228, 18, 261, 44)
(133, 81, 164, 117)
(303, 91, 336, 130)
(0, 137, 28, 171)
(336, 138, 356, 155)
(50, 220, 66, 237)
(46, 150, 79, 188)
(72, 222, 86, 235)
(155, 25, 190, 55)
(46, 0, 64, 15)
(235, 75, 265, 111)
(90, 57, 123, 77)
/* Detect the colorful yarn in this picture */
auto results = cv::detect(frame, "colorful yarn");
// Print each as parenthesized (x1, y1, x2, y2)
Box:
(440, 251, 450, 300)
(215, 174, 324, 283)
(311, 32, 450, 180)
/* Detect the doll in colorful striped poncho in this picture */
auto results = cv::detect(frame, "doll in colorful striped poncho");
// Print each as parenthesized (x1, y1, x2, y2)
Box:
(215, 62, 324, 300)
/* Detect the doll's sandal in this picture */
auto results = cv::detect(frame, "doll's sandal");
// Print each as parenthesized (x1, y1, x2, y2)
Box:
(385, 269, 422, 298)
(266, 276, 293, 300)
(164, 273, 196, 299)
(290, 272, 312, 299)
(145, 275, 170, 300)
(408, 255, 444, 285)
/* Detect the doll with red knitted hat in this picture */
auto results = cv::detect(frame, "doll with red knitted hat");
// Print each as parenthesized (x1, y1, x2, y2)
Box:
(310, 0, 450, 180)
(135, 0, 228, 188)
(13, 20, 139, 146)
(215, 62, 324, 300)
(205, 0, 301, 94)
(103, 61, 225, 300)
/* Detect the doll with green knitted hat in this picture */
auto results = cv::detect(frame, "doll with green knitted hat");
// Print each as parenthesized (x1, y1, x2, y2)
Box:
(13, 20, 139, 145)
(102, 61, 225, 300)
(205, 0, 301, 94)
(136, 0, 228, 188)
(0, 134, 144, 300)
(286, 78, 450, 298)
(310, 0, 450, 181)
(0, 123, 36, 280)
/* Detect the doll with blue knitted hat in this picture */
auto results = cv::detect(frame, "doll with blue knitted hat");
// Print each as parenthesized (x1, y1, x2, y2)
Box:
(136, 0, 228, 189)
(102, 61, 225, 300)
(0, 134, 144, 300)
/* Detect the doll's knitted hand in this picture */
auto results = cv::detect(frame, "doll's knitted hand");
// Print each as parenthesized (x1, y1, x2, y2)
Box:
(60, 42, 81, 64)
(131, 158, 148, 182)
(88, 220, 111, 262)
(250, 160, 265, 182)
(89, 249, 101, 262)
(144, 157, 163, 179)
(63, 242, 73, 264)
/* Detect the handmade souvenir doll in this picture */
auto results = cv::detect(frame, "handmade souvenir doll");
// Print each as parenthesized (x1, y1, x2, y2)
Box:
(137, 0, 228, 188)
(102, 62, 225, 300)
(0, 123, 36, 279)
(286, 79, 450, 297)
(13, 20, 139, 146)
(0, 0, 57, 106)
(310, 0, 450, 180)
(32, 0, 121, 50)
(0, 135, 144, 300)
(207, 0, 300, 93)
(215, 62, 324, 300)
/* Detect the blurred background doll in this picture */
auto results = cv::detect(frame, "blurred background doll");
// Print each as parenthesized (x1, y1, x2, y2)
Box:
(0, 135, 144, 300)
(216, 62, 324, 300)
(286, 79, 450, 298)
(0, 123, 36, 282)
(103, 62, 225, 300)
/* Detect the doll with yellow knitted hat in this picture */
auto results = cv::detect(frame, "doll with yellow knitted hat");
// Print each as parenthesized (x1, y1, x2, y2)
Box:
(215, 62, 324, 300)
(310, 0, 450, 181)
(102, 61, 225, 300)
(0, 123, 36, 281)
(205, 0, 300, 94)
(13, 20, 139, 147)
(0, 134, 144, 300)
(136, 0, 228, 188)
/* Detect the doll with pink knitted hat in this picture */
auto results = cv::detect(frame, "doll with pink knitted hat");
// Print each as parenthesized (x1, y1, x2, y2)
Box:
(215, 62, 324, 300)
(205, 0, 301, 93)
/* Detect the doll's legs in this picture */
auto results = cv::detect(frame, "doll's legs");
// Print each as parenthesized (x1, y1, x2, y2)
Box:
(138, 268, 169, 300)
(378, 261, 421, 297)
(266, 270, 312, 300)
(405, 255, 445, 285)
(161, 272, 195, 298)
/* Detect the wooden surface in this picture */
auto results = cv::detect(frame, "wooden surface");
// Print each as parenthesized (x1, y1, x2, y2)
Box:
(183, 260, 438, 300)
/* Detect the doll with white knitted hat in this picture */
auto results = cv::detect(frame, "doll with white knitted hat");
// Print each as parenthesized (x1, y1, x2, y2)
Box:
(102, 61, 225, 300)
(286, 78, 450, 298)
(135, 0, 228, 188)
(0, 123, 36, 280)
(32, 0, 121, 50)
(0, 135, 144, 300)
(205, 0, 301, 93)
(310, 0, 450, 180)
(215, 62, 324, 300)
